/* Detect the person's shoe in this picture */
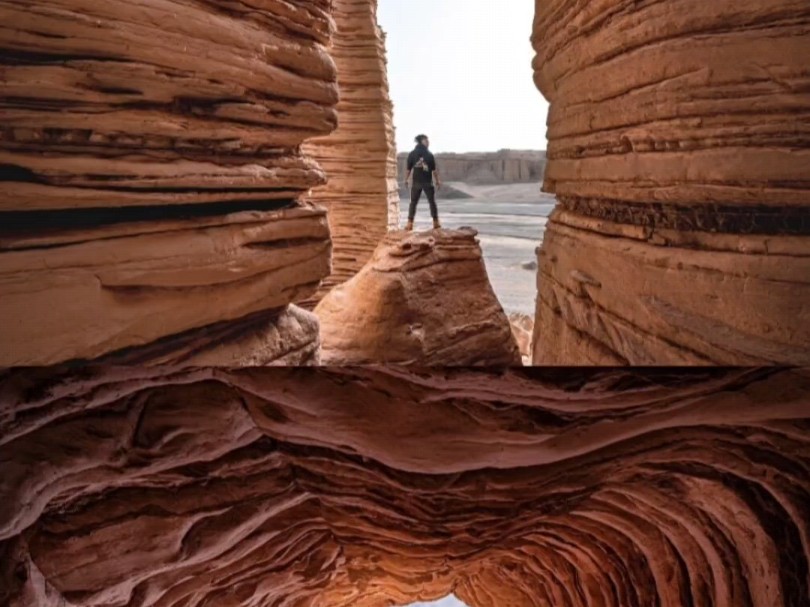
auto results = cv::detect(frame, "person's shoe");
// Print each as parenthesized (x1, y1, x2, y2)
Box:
(433, 219, 442, 230)
(405, 221, 414, 231)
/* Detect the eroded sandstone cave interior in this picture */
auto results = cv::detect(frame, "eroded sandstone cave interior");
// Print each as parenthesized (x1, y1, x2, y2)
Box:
(1, 367, 809, 606)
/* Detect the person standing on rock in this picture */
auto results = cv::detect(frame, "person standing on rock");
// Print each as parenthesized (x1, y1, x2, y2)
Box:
(404, 134, 442, 231)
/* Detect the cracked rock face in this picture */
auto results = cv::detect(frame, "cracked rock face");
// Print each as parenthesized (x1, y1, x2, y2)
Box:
(531, 0, 810, 365)
(0, 0, 337, 365)
(314, 229, 522, 365)
(1, 367, 808, 606)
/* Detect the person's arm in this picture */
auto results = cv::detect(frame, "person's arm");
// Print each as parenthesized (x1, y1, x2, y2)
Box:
(405, 153, 414, 186)
(405, 168, 412, 186)
(432, 158, 441, 188)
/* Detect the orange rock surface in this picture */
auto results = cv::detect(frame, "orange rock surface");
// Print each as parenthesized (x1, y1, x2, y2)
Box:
(531, 0, 810, 365)
(1, 367, 808, 606)
(315, 229, 521, 365)
(303, 0, 400, 304)
(0, 0, 338, 365)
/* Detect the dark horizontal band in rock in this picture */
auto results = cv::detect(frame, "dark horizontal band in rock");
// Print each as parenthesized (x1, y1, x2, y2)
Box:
(0, 199, 299, 236)
(558, 197, 810, 235)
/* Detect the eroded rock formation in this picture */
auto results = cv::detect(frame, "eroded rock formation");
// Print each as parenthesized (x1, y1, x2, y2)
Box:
(397, 150, 546, 185)
(531, 0, 810, 365)
(303, 0, 400, 305)
(0, 0, 338, 365)
(315, 229, 521, 365)
(509, 312, 534, 365)
(1, 367, 808, 607)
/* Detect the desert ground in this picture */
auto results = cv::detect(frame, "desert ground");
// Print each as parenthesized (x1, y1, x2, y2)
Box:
(400, 182, 556, 315)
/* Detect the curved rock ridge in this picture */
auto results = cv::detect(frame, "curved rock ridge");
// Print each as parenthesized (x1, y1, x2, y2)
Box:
(531, 0, 810, 364)
(0, 367, 808, 607)
(315, 228, 521, 365)
(303, 0, 400, 305)
(92, 305, 321, 366)
(0, 0, 339, 365)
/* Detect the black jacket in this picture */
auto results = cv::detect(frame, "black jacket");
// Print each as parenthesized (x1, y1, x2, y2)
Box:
(407, 144, 437, 185)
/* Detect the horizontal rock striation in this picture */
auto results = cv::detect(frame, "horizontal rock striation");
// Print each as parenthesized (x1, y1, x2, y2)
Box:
(1, 367, 808, 607)
(0, 0, 338, 365)
(93, 305, 321, 366)
(531, 0, 810, 364)
(315, 228, 521, 365)
(303, 0, 400, 305)
(397, 149, 547, 184)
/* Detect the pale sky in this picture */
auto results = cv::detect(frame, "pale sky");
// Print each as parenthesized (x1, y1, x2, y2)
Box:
(377, 0, 550, 154)
(407, 597, 468, 607)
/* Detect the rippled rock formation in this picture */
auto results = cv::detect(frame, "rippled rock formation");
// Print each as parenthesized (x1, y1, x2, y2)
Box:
(0, 0, 337, 365)
(303, 0, 400, 305)
(315, 229, 521, 365)
(1, 367, 808, 606)
(531, 0, 810, 365)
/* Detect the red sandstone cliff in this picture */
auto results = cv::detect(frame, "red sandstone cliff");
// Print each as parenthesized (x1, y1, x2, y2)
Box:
(531, 0, 810, 365)
(0, 367, 807, 606)
(0, 0, 338, 365)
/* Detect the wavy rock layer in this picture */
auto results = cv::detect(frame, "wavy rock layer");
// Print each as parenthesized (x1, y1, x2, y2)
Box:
(1, 368, 808, 607)
(531, 0, 810, 364)
(94, 305, 321, 366)
(303, 0, 400, 305)
(0, 0, 338, 365)
(315, 229, 521, 365)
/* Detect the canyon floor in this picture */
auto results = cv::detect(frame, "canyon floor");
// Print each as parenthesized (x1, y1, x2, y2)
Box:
(399, 182, 556, 315)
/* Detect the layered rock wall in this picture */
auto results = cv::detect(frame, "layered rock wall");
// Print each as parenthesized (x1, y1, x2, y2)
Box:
(0, 0, 339, 365)
(303, 0, 400, 305)
(1, 367, 808, 607)
(531, 0, 810, 364)
(397, 149, 547, 184)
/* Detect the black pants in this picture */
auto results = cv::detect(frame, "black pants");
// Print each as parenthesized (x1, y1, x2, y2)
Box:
(408, 184, 438, 221)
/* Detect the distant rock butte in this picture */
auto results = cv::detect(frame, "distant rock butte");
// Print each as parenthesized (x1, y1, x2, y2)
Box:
(315, 229, 521, 365)
(531, 0, 810, 365)
(397, 150, 547, 185)
(1, 367, 808, 607)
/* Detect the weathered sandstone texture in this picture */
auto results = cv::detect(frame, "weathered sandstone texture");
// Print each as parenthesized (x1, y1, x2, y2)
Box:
(0, 0, 338, 365)
(94, 305, 321, 366)
(398, 150, 547, 184)
(531, 0, 810, 365)
(1, 367, 808, 607)
(509, 312, 535, 365)
(315, 229, 521, 365)
(303, 0, 400, 305)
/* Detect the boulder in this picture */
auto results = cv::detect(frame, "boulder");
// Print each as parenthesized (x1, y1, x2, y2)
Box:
(315, 228, 521, 365)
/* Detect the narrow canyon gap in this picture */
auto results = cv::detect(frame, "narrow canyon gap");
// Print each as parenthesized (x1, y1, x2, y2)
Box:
(1, 0, 807, 365)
